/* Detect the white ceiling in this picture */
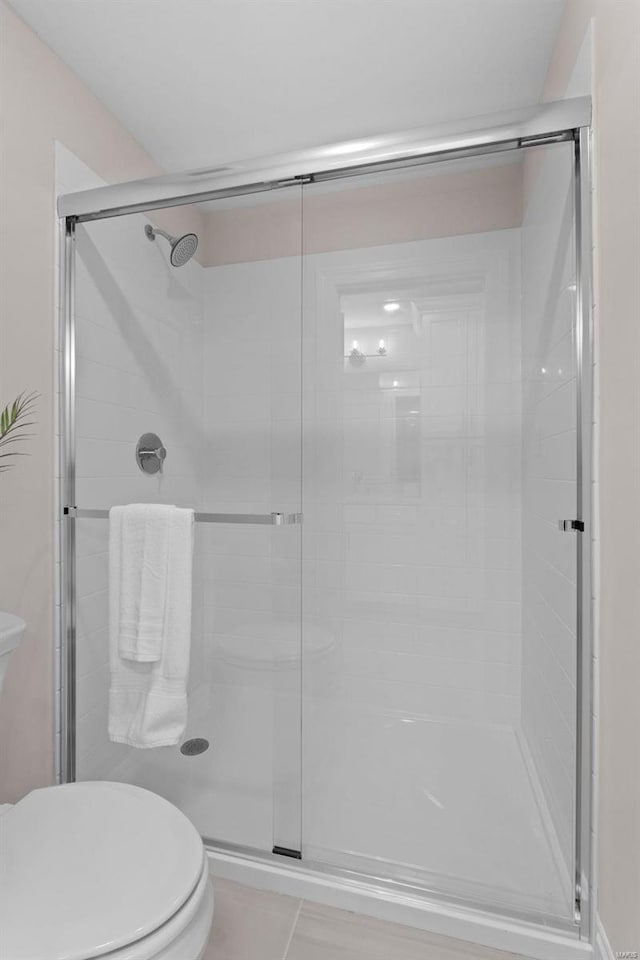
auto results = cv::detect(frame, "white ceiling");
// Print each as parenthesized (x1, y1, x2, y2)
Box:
(9, 0, 565, 174)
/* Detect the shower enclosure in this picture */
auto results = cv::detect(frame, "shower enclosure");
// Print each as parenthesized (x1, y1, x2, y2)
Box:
(59, 98, 593, 957)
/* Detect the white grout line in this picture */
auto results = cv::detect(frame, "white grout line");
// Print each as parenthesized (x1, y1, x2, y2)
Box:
(281, 899, 303, 960)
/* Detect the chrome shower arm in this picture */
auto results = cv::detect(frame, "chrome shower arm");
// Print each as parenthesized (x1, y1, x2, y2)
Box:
(144, 224, 174, 244)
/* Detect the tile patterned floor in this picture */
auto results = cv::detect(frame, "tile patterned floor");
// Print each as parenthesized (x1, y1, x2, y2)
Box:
(203, 878, 534, 960)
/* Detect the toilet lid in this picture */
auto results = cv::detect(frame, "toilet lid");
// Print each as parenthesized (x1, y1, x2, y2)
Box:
(0, 781, 205, 960)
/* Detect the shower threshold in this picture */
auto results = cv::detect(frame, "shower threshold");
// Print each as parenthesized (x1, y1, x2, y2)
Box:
(206, 841, 589, 960)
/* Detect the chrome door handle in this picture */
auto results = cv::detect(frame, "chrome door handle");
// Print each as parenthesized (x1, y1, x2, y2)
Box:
(559, 519, 585, 532)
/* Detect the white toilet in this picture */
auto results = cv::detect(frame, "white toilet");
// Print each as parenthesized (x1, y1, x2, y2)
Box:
(0, 613, 214, 960)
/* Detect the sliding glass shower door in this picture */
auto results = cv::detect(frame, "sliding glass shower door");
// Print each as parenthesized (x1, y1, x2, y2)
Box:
(300, 142, 580, 924)
(66, 132, 586, 932)
(71, 187, 303, 858)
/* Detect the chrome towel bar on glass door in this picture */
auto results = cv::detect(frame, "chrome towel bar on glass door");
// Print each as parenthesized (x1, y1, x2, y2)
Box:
(63, 507, 302, 525)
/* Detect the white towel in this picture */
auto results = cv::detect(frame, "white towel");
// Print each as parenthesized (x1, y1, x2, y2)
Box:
(108, 503, 194, 748)
(116, 504, 172, 662)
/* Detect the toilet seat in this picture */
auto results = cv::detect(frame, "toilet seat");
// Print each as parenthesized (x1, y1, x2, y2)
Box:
(0, 781, 211, 960)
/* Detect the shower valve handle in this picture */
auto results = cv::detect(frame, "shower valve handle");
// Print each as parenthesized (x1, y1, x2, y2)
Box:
(139, 444, 166, 462)
(135, 433, 167, 475)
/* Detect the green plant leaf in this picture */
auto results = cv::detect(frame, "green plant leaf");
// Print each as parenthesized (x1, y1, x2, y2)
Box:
(0, 391, 38, 473)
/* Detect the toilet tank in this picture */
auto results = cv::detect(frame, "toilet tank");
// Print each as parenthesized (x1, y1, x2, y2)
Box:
(0, 613, 25, 698)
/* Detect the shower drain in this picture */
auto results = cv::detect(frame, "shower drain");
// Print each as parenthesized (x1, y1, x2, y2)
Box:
(180, 738, 209, 756)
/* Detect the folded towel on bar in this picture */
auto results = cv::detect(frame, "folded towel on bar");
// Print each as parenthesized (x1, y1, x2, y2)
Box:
(108, 503, 194, 748)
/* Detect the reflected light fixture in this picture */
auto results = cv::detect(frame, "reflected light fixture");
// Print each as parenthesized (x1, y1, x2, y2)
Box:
(348, 340, 366, 367)
(384, 302, 400, 313)
(345, 337, 389, 366)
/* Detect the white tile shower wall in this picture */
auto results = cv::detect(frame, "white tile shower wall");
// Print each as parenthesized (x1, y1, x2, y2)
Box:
(520, 142, 578, 881)
(302, 230, 523, 728)
(198, 256, 302, 847)
(199, 230, 523, 789)
(55, 144, 205, 781)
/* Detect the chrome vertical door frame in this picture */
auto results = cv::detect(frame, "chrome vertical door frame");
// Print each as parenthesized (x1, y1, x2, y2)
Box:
(575, 125, 594, 943)
(60, 216, 77, 783)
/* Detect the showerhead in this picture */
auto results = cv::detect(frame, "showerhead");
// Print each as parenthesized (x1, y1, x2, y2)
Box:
(144, 224, 198, 267)
(170, 232, 198, 267)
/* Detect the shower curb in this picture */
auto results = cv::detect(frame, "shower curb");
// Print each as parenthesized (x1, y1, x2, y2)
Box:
(206, 848, 592, 960)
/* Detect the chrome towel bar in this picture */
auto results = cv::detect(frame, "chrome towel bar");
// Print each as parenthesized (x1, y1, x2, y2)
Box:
(64, 507, 302, 525)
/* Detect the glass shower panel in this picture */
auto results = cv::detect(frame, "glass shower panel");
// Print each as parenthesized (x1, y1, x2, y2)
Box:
(301, 144, 578, 923)
(72, 188, 303, 857)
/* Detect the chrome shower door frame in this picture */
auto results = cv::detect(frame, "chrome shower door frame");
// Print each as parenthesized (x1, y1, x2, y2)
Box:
(60, 216, 76, 787)
(58, 96, 595, 946)
(574, 123, 594, 941)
